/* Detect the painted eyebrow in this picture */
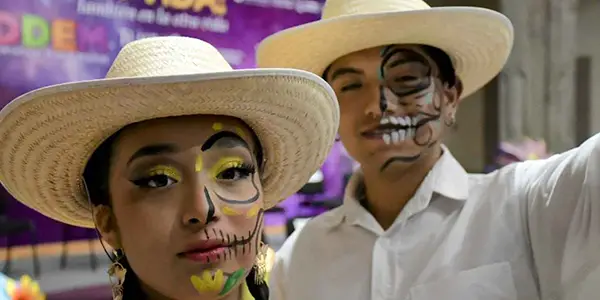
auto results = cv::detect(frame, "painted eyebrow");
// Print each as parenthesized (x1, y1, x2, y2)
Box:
(127, 143, 177, 166)
(381, 47, 429, 69)
(201, 131, 250, 151)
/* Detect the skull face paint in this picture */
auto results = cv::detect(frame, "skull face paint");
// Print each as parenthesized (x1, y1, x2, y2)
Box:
(188, 130, 265, 297)
(376, 45, 450, 170)
(326, 45, 459, 173)
(106, 116, 264, 300)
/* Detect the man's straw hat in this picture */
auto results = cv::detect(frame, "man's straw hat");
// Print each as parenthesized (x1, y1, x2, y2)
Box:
(257, 0, 514, 98)
(0, 36, 339, 228)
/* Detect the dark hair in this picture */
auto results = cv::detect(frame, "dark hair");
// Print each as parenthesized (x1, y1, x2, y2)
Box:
(322, 45, 459, 88)
(83, 122, 269, 300)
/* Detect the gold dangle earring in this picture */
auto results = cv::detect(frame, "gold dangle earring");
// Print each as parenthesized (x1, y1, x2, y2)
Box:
(108, 249, 127, 300)
(254, 242, 268, 284)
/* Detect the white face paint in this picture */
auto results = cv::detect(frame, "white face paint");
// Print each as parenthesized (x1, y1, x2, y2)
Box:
(378, 82, 436, 146)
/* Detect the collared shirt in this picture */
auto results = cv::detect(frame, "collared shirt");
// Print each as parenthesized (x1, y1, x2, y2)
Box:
(269, 135, 600, 300)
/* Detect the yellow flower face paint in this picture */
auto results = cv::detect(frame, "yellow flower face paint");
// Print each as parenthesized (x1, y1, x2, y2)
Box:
(212, 122, 223, 131)
(195, 155, 204, 173)
(148, 165, 182, 182)
(210, 156, 244, 178)
(191, 269, 224, 294)
(222, 206, 243, 216)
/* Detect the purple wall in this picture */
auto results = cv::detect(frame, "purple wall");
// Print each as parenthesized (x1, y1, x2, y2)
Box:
(0, 0, 354, 246)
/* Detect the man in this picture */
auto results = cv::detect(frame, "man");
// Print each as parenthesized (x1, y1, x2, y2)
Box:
(257, 0, 600, 299)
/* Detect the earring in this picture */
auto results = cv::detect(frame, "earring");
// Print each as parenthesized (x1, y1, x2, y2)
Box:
(108, 249, 127, 300)
(254, 242, 268, 285)
(446, 115, 456, 127)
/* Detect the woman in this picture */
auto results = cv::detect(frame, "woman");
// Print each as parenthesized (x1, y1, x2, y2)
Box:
(0, 36, 338, 300)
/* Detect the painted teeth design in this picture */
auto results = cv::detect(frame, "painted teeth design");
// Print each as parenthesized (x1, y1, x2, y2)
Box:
(379, 116, 420, 145)
(382, 128, 416, 145)
(379, 116, 421, 126)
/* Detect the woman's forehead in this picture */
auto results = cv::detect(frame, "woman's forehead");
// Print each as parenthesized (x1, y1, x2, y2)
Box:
(112, 115, 256, 159)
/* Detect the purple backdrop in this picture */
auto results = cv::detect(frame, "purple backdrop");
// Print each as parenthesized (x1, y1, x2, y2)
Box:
(0, 0, 352, 246)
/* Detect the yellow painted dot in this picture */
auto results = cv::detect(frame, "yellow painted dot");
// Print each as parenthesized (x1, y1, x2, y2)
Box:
(195, 155, 203, 172)
(212, 123, 223, 131)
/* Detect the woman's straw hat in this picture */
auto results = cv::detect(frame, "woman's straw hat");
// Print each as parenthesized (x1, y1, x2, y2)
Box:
(256, 0, 514, 98)
(0, 36, 339, 228)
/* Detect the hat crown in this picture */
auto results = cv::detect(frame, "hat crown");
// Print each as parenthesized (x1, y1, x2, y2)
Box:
(106, 36, 233, 79)
(321, 0, 431, 19)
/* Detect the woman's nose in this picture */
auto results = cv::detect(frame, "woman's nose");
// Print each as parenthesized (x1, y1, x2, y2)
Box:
(182, 184, 219, 227)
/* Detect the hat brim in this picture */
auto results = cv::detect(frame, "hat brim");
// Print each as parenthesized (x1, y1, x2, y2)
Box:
(257, 6, 513, 98)
(0, 69, 339, 228)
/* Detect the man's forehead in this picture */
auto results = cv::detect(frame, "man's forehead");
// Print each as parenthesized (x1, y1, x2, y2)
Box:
(327, 44, 434, 75)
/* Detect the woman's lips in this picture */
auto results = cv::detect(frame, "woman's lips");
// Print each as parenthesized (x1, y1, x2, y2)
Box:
(180, 246, 230, 263)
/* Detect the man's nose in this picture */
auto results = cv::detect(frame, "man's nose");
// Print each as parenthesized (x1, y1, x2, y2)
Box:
(365, 85, 398, 118)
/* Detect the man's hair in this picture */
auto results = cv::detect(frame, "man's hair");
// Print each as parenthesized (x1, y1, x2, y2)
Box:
(322, 45, 459, 88)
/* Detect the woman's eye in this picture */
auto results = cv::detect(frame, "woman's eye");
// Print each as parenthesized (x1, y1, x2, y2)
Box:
(133, 175, 178, 188)
(216, 167, 253, 181)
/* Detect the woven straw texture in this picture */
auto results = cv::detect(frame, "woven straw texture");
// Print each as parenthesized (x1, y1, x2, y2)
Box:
(0, 37, 339, 228)
(256, 0, 514, 99)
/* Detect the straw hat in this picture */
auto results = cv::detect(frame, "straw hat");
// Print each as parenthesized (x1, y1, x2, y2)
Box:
(256, 0, 514, 98)
(0, 36, 339, 228)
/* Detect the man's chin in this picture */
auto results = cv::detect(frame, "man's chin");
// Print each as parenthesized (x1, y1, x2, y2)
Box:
(379, 153, 422, 171)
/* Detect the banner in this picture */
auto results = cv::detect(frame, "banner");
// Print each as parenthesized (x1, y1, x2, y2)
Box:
(0, 0, 354, 245)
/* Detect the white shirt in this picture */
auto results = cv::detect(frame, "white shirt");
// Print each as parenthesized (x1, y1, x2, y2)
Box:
(270, 135, 600, 300)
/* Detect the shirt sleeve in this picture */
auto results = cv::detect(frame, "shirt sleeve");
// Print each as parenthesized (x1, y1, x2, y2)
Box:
(514, 133, 600, 297)
(269, 228, 303, 300)
(269, 252, 287, 300)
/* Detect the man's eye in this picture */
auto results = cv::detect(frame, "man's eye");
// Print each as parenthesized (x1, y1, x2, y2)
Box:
(341, 83, 362, 92)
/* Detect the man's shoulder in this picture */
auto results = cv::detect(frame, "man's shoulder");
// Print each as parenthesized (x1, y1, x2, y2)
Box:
(276, 207, 344, 260)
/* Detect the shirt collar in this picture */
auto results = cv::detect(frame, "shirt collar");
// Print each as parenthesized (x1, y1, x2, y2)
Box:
(330, 146, 470, 229)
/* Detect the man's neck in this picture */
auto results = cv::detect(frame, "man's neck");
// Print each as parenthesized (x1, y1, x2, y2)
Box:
(361, 146, 443, 230)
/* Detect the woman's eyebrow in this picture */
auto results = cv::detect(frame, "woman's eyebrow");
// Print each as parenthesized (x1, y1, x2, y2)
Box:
(127, 143, 177, 166)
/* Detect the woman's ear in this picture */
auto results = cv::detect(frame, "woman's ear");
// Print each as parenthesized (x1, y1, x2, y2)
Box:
(93, 204, 121, 249)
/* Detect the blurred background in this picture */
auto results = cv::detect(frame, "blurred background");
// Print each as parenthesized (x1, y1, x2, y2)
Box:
(0, 0, 598, 298)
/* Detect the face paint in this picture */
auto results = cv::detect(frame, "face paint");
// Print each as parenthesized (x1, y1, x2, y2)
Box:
(234, 127, 246, 139)
(222, 206, 243, 216)
(377, 45, 446, 171)
(200, 206, 265, 262)
(204, 188, 216, 224)
(195, 154, 203, 173)
(212, 122, 223, 131)
(191, 270, 224, 294)
(219, 268, 245, 296)
(209, 156, 245, 178)
(245, 204, 260, 218)
(147, 165, 182, 182)
(215, 173, 260, 204)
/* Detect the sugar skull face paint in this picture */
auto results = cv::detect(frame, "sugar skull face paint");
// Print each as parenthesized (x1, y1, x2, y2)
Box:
(96, 115, 265, 300)
(326, 45, 461, 174)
